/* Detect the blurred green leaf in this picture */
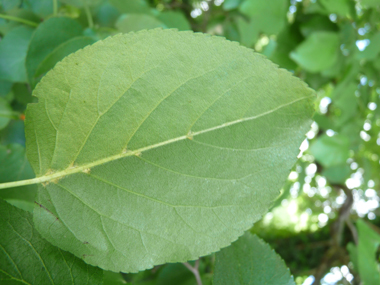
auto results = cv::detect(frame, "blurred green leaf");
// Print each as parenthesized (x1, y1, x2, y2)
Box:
(0, 81, 12, 98)
(223, 0, 244, 10)
(361, 0, 380, 8)
(290, 32, 340, 73)
(116, 14, 165, 33)
(0, 26, 34, 83)
(157, 11, 191, 31)
(25, 16, 83, 85)
(0, 144, 36, 206)
(1, 0, 21, 11)
(12, 83, 33, 105)
(309, 134, 350, 167)
(0, 97, 12, 130)
(109, 0, 150, 14)
(299, 15, 338, 37)
(0, 120, 26, 146)
(59, 0, 102, 8)
(103, 271, 126, 285)
(322, 164, 350, 184)
(35, 36, 96, 77)
(236, 17, 258, 47)
(357, 32, 380, 60)
(239, 0, 288, 35)
(27, 0, 54, 18)
(356, 220, 380, 284)
(319, 0, 351, 17)
(0, 199, 103, 285)
(214, 233, 295, 285)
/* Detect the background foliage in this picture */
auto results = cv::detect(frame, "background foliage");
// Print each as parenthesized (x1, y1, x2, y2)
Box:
(0, 0, 380, 284)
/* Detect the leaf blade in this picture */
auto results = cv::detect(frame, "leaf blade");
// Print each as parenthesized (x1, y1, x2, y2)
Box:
(26, 29, 315, 272)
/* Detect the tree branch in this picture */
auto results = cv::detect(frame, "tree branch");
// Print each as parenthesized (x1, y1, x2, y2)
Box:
(183, 260, 202, 285)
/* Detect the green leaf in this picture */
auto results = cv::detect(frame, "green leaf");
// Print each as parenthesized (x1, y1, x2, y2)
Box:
(361, 0, 380, 8)
(1, 0, 21, 11)
(213, 233, 295, 285)
(236, 18, 259, 47)
(35, 36, 96, 77)
(103, 271, 126, 285)
(0, 144, 37, 209)
(356, 220, 380, 284)
(0, 198, 103, 285)
(25, 17, 83, 85)
(26, 29, 314, 272)
(157, 11, 191, 31)
(319, 0, 351, 17)
(299, 15, 338, 38)
(290, 32, 340, 73)
(0, 26, 34, 83)
(59, 0, 102, 7)
(357, 32, 380, 60)
(0, 97, 12, 130)
(109, 0, 150, 14)
(239, 0, 288, 35)
(27, 0, 55, 18)
(223, 0, 244, 10)
(332, 82, 357, 126)
(116, 14, 165, 33)
(322, 164, 350, 184)
(309, 134, 350, 167)
(0, 120, 26, 146)
(0, 81, 13, 98)
(13, 83, 34, 105)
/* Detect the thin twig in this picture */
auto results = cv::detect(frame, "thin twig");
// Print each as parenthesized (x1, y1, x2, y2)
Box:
(345, 218, 358, 245)
(0, 14, 38, 27)
(84, 5, 93, 29)
(183, 260, 202, 285)
(53, 0, 58, 16)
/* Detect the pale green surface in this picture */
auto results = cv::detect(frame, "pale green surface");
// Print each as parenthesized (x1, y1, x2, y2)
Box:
(35, 36, 96, 77)
(116, 14, 165, 33)
(0, 26, 34, 83)
(309, 134, 350, 167)
(290, 32, 340, 73)
(26, 29, 314, 272)
(239, 0, 288, 35)
(213, 233, 295, 285)
(25, 17, 83, 85)
(356, 220, 380, 285)
(0, 199, 103, 285)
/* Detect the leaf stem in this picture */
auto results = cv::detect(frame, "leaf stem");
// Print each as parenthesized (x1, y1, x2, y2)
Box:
(183, 260, 202, 285)
(0, 14, 38, 27)
(53, 0, 58, 16)
(84, 5, 93, 29)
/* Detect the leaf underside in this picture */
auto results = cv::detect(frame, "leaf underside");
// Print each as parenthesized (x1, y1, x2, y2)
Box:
(26, 29, 314, 272)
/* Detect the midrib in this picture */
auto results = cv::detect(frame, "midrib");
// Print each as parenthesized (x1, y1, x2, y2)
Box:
(0, 95, 311, 190)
